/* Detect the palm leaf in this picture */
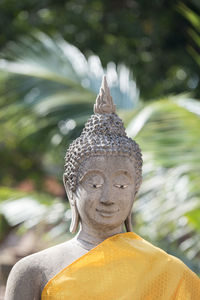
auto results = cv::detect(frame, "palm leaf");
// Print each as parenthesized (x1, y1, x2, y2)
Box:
(126, 96, 200, 272)
(0, 32, 139, 151)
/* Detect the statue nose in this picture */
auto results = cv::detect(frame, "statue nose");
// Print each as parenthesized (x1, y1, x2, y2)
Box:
(100, 186, 114, 205)
(100, 197, 114, 205)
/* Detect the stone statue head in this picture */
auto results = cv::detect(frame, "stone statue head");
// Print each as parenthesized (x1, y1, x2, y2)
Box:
(63, 76, 142, 234)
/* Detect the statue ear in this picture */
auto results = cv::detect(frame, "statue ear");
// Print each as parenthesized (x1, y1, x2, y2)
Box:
(125, 192, 137, 232)
(63, 174, 73, 202)
(63, 174, 80, 234)
(124, 213, 133, 232)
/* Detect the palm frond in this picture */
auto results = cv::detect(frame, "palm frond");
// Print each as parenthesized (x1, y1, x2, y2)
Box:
(126, 95, 200, 271)
(0, 32, 139, 150)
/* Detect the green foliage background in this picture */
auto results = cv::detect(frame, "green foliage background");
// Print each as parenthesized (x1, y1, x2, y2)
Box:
(0, 0, 200, 277)
(1, 0, 200, 99)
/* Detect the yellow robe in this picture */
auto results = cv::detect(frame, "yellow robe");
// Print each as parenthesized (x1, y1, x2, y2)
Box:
(42, 232, 200, 300)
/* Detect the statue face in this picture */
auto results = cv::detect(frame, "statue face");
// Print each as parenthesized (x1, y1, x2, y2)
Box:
(74, 155, 136, 231)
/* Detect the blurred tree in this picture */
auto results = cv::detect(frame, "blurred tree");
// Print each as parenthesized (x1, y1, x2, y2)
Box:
(0, 0, 200, 99)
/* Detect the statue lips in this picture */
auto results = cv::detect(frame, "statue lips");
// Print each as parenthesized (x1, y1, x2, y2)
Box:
(96, 208, 119, 217)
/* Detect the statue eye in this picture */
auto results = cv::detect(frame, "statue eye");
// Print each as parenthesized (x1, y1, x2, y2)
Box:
(89, 184, 102, 189)
(115, 184, 128, 189)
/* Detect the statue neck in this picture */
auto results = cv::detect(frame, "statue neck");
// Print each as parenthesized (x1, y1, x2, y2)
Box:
(75, 224, 124, 251)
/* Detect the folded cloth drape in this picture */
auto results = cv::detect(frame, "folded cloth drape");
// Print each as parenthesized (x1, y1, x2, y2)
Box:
(42, 232, 200, 300)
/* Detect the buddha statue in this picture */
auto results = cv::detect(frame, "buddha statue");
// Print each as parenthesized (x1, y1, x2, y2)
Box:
(5, 76, 200, 300)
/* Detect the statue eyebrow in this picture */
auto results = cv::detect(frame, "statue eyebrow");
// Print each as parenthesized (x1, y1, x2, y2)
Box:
(79, 170, 104, 183)
(113, 170, 132, 179)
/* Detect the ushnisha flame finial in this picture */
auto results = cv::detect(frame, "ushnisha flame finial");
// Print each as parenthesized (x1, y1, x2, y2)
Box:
(94, 75, 116, 114)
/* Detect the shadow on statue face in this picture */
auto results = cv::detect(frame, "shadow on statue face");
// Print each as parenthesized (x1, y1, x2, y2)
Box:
(71, 155, 136, 232)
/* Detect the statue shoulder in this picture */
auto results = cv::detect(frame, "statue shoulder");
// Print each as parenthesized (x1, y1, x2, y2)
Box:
(138, 236, 197, 276)
(5, 238, 87, 299)
(4, 253, 42, 300)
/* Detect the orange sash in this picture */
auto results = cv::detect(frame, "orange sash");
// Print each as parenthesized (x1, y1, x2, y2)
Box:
(42, 232, 200, 300)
